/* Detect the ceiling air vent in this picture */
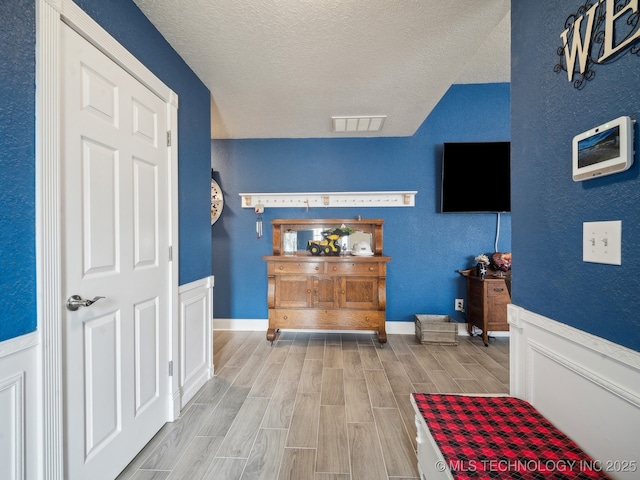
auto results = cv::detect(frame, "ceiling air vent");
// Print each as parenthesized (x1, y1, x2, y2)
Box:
(331, 116, 386, 133)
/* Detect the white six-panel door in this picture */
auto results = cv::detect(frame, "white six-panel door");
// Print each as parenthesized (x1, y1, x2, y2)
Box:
(61, 22, 170, 480)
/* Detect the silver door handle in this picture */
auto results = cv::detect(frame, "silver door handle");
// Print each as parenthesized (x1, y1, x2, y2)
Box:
(66, 295, 105, 311)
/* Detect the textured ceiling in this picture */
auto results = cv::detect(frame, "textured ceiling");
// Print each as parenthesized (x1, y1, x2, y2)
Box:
(133, 0, 511, 139)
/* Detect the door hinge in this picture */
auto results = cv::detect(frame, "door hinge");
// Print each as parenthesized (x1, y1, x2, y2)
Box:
(168, 360, 173, 377)
(168, 245, 173, 261)
(167, 131, 172, 147)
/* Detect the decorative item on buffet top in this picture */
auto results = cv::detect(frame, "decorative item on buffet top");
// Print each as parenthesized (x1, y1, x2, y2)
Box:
(306, 224, 356, 256)
(351, 242, 374, 256)
(474, 252, 511, 278)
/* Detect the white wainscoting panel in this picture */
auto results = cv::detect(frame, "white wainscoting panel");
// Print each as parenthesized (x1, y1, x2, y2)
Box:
(0, 372, 24, 480)
(0, 332, 39, 480)
(178, 276, 214, 409)
(509, 304, 640, 480)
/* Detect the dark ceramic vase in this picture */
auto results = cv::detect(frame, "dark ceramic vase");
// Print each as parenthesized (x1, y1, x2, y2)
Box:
(476, 263, 487, 279)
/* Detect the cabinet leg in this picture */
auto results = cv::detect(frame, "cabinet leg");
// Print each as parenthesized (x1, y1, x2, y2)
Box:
(266, 328, 276, 343)
(377, 330, 387, 346)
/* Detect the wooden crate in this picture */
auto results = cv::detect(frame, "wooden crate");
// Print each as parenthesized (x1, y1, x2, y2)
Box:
(414, 314, 458, 345)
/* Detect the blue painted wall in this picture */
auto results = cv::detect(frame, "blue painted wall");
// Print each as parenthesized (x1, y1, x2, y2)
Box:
(0, 0, 211, 343)
(0, 0, 37, 341)
(211, 83, 511, 323)
(511, 2, 640, 351)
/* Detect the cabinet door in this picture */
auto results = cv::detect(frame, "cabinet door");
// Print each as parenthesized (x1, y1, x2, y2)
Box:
(274, 275, 312, 308)
(313, 276, 338, 309)
(339, 276, 379, 310)
(486, 283, 509, 329)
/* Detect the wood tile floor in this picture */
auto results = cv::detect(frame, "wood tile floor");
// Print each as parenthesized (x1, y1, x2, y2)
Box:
(116, 331, 509, 480)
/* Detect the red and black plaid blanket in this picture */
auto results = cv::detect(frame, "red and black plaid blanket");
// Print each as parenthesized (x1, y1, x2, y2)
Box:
(412, 393, 611, 479)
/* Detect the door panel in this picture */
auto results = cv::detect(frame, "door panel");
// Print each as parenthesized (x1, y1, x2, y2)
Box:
(82, 138, 119, 274)
(134, 297, 159, 414)
(133, 157, 158, 267)
(132, 99, 158, 145)
(81, 63, 118, 125)
(84, 311, 120, 457)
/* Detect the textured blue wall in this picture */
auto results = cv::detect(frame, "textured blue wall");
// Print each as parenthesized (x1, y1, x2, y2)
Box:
(0, 0, 211, 343)
(512, 1, 640, 351)
(211, 83, 511, 323)
(0, 0, 37, 342)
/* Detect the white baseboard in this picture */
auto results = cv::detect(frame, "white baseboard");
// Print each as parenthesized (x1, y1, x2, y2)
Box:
(211, 319, 499, 338)
(213, 318, 268, 331)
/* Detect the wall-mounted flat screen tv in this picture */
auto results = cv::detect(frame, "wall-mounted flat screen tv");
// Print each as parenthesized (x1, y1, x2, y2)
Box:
(440, 141, 511, 213)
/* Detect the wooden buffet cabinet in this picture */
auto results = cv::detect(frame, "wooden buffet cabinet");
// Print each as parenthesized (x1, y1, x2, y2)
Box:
(263, 219, 391, 344)
(459, 268, 511, 346)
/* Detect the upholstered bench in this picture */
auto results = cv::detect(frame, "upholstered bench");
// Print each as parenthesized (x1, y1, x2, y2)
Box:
(411, 393, 610, 480)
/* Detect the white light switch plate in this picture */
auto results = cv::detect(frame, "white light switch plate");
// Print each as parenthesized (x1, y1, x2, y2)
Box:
(583, 221, 622, 265)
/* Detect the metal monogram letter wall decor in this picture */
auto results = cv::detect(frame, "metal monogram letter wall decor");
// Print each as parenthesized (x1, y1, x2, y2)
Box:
(555, 0, 640, 89)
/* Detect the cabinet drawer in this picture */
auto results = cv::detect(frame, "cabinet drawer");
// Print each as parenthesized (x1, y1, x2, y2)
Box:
(326, 262, 383, 276)
(269, 261, 323, 275)
(270, 308, 384, 330)
(486, 283, 508, 297)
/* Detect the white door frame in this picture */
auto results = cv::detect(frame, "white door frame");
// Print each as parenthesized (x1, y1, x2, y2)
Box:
(36, 1, 180, 478)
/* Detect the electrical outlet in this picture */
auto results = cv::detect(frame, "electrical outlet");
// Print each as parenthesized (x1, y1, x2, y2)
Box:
(455, 298, 464, 311)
